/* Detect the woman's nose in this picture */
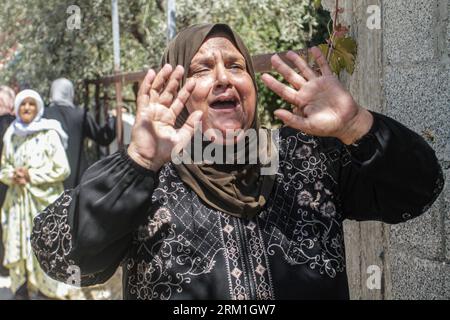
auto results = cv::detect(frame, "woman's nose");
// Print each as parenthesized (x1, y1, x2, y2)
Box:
(214, 63, 231, 89)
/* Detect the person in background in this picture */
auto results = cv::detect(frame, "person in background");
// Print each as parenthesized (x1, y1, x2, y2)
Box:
(44, 78, 116, 189)
(108, 104, 135, 154)
(0, 86, 15, 116)
(0, 89, 80, 299)
(0, 85, 16, 277)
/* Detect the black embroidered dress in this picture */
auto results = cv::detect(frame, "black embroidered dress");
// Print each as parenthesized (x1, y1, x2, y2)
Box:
(31, 112, 444, 299)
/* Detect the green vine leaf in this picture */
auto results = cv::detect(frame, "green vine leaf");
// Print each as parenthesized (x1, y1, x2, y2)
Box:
(318, 36, 357, 75)
(313, 0, 322, 9)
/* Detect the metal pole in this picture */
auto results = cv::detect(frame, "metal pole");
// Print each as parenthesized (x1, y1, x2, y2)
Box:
(111, 0, 123, 148)
(95, 83, 101, 156)
(167, 0, 176, 42)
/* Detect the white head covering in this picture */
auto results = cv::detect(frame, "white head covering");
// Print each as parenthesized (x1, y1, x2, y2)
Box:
(50, 78, 76, 108)
(3, 89, 68, 152)
(13, 89, 45, 121)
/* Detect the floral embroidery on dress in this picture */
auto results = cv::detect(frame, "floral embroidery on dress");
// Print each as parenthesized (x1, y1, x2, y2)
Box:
(32, 128, 349, 299)
(259, 129, 345, 279)
(297, 190, 313, 206)
(124, 164, 276, 300)
(320, 201, 337, 218)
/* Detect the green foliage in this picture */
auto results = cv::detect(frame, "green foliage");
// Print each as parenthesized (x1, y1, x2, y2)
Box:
(0, 0, 328, 126)
(318, 36, 357, 75)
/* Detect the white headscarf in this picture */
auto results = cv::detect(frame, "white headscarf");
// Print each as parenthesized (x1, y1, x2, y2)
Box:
(3, 89, 69, 152)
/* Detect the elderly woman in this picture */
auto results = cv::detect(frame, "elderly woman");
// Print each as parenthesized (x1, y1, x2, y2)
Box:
(31, 24, 443, 300)
(0, 89, 79, 299)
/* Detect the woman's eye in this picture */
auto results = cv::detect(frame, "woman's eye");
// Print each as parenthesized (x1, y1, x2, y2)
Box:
(230, 64, 244, 71)
(192, 68, 209, 76)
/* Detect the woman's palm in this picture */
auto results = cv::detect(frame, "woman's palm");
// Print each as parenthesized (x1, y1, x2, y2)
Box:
(128, 65, 202, 170)
(261, 47, 370, 143)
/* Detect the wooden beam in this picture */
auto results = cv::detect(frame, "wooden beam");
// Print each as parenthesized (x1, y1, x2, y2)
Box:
(85, 70, 147, 86)
(84, 49, 309, 86)
(252, 49, 308, 73)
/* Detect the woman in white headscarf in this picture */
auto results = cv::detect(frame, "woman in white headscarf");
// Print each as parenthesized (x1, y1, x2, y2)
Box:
(0, 89, 79, 299)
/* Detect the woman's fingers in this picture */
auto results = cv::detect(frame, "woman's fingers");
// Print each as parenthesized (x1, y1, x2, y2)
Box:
(175, 110, 203, 148)
(15, 167, 26, 177)
(150, 64, 173, 102)
(137, 69, 156, 109)
(270, 54, 306, 90)
(138, 69, 156, 96)
(170, 79, 196, 118)
(286, 51, 318, 80)
(274, 109, 310, 133)
(261, 73, 302, 106)
(159, 65, 184, 107)
(292, 106, 306, 117)
(310, 46, 333, 76)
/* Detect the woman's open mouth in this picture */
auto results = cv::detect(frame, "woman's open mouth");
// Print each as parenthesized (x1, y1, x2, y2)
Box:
(209, 95, 240, 110)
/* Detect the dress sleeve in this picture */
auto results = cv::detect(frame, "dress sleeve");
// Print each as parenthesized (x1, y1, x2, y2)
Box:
(31, 149, 158, 286)
(28, 130, 71, 185)
(0, 144, 15, 187)
(84, 113, 117, 146)
(337, 111, 444, 224)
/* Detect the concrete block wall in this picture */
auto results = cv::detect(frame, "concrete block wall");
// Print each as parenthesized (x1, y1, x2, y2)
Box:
(383, 0, 449, 300)
(322, 0, 449, 299)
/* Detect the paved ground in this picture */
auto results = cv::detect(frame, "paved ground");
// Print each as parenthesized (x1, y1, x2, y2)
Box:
(0, 276, 59, 300)
(0, 271, 122, 300)
(0, 276, 13, 300)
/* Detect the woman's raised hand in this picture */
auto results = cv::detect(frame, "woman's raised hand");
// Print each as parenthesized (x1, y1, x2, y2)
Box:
(127, 64, 203, 171)
(262, 47, 373, 145)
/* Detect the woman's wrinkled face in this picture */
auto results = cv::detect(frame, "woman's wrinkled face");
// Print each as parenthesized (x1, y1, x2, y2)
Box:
(19, 97, 38, 124)
(186, 34, 256, 143)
